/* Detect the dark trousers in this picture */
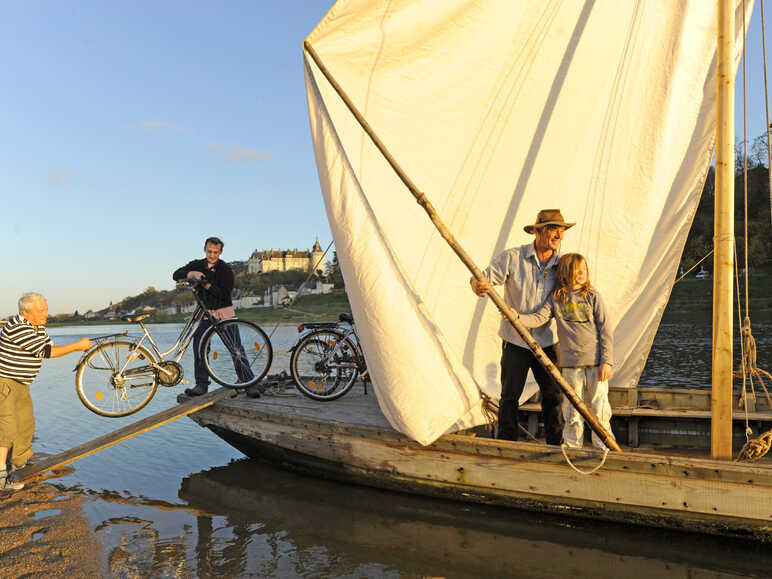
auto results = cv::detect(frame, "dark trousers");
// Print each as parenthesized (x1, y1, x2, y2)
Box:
(193, 317, 213, 389)
(499, 342, 564, 445)
(193, 317, 255, 388)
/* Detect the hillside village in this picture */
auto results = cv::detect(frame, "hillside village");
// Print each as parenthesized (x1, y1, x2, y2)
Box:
(45, 240, 344, 323)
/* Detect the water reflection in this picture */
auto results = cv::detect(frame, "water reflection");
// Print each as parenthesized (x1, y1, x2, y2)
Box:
(173, 459, 770, 578)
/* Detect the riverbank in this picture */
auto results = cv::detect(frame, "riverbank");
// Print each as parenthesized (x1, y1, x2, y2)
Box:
(0, 476, 102, 577)
(46, 292, 352, 327)
(663, 269, 772, 318)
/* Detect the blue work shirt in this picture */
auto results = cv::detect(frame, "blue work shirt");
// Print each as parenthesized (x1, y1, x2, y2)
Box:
(482, 242, 559, 348)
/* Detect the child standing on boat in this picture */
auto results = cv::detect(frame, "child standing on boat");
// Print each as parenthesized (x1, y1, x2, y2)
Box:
(517, 253, 614, 450)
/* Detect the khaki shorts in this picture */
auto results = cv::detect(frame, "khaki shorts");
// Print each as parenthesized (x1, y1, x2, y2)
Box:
(0, 377, 35, 468)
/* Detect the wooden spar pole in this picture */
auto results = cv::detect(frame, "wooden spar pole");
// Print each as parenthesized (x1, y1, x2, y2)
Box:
(712, 0, 735, 459)
(303, 40, 621, 453)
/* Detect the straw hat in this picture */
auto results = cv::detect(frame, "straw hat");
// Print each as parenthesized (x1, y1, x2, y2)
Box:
(523, 209, 576, 234)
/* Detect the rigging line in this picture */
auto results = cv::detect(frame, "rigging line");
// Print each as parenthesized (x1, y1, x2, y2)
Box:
(742, 0, 751, 320)
(762, 0, 772, 226)
(673, 249, 713, 284)
(733, 242, 751, 440)
(262, 240, 335, 342)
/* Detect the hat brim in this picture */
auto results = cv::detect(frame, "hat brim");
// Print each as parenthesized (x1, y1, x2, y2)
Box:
(523, 221, 576, 234)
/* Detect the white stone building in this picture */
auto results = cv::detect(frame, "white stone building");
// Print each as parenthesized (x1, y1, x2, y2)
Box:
(247, 239, 325, 275)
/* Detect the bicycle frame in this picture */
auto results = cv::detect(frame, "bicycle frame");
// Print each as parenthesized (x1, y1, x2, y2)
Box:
(76, 282, 226, 378)
(297, 320, 367, 376)
(132, 283, 227, 364)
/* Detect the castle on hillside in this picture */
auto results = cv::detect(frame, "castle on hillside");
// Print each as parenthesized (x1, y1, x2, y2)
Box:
(247, 238, 325, 275)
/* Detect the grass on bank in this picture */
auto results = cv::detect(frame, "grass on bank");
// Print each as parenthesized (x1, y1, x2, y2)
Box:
(237, 292, 351, 324)
(664, 268, 772, 317)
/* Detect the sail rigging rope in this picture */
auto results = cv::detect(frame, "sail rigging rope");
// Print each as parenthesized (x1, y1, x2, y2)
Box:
(261, 239, 334, 344)
(734, 2, 772, 461)
(255, 240, 334, 398)
(762, 0, 772, 225)
(673, 249, 714, 284)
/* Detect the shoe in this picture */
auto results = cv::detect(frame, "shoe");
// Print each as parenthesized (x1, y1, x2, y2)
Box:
(245, 383, 263, 399)
(184, 385, 208, 397)
(0, 471, 24, 492)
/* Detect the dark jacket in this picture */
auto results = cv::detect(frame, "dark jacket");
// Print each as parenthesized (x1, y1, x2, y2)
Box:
(173, 258, 234, 309)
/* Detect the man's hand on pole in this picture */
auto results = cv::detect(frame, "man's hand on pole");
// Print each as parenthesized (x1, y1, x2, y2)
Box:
(470, 277, 491, 297)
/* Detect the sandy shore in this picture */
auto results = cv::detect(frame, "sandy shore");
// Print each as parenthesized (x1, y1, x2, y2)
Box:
(0, 476, 102, 577)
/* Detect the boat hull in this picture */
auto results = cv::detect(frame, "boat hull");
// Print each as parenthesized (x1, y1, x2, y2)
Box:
(188, 390, 772, 542)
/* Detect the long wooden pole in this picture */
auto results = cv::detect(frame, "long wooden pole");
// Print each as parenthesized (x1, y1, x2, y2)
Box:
(304, 41, 621, 453)
(712, 0, 735, 459)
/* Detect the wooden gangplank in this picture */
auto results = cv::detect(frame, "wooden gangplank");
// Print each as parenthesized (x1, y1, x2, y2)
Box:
(15, 388, 237, 482)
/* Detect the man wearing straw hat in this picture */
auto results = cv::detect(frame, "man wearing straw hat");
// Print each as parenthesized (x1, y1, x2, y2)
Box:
(471, 209, 575, 444)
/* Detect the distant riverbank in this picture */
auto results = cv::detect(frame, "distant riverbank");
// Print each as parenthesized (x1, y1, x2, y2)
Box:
(41, 270, 772, 328)
(663, 269, 772, 318)
(46, 293, 351, 327)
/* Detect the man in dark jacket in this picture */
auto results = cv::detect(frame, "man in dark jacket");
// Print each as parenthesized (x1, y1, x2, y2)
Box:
(173, 236, 249, 396)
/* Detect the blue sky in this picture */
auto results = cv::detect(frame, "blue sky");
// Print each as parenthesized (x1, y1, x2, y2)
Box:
(1, 1, 332, 316)
(2, 1, 771, 316)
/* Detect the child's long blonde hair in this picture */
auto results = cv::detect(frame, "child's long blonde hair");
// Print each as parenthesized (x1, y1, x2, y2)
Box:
(554, 253, 591, 303)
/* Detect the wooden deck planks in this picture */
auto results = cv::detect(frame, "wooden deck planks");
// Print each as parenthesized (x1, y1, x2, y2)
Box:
(222, 387, 391, 428)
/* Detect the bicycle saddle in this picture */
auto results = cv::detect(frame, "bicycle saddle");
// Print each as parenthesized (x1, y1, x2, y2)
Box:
(338, 312, 354, 324)
(121, 313, 151, 323)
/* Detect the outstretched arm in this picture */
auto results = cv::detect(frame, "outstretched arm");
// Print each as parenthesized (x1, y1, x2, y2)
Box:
(48, 337, 92, 359)
(518, 298, 554, 328)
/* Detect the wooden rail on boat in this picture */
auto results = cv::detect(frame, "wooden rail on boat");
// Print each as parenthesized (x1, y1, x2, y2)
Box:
(15, 388, 236, 481)
(186, 386, 772, 541)
(518, 386, 772, 448)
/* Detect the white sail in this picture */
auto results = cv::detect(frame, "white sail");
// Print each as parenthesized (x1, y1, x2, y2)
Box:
(304, 0, 751, 445)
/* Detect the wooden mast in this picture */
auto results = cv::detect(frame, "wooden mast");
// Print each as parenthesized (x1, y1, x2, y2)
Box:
(303, 40, 622, 452)
(712, 0, 735, 459)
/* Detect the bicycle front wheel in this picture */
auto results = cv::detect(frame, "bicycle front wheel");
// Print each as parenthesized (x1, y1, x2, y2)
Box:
(201, 319, 272, 388)
(290, 330, 358, 401)
(75, 340, 158, 417)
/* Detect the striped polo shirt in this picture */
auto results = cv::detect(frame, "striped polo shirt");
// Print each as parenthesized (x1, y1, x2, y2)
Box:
(0, 315, 53, 385)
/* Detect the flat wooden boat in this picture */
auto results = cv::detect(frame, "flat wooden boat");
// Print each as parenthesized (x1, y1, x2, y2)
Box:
(186, 387, 772, 542)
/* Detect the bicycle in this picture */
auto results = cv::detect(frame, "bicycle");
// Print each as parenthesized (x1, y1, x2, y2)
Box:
(289, 312, 368, 401)
(74, 278, 273, 417)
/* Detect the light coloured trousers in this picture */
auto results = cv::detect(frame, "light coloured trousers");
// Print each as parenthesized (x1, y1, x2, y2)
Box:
(0, 377, 35, 468)
(561, 367, 613, 450)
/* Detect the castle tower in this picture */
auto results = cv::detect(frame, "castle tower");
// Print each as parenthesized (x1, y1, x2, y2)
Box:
(311, 237, 324, 275)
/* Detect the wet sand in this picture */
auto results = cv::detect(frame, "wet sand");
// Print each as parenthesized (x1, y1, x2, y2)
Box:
(0, 474, 102, 577)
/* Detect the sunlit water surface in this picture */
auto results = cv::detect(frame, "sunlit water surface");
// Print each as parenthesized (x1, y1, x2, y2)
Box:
(23, 320, 772, 576)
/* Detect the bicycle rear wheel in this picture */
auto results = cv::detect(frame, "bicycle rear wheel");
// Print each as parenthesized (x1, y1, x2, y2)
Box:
(75, 340, 158, 417)
(290, 330, 358, 401)
(201, 319, 272, 388)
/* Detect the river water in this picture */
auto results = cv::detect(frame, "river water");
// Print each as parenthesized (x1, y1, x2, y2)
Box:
(13, 319, 772, 576)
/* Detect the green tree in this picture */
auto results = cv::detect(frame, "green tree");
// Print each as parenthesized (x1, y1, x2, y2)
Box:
(324, 251, 345, 289)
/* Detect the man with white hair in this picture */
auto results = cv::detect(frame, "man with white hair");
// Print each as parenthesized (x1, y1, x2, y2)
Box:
(0, 293, 91, 492)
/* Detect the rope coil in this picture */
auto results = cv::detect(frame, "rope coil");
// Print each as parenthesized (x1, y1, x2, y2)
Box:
(561, 445, 609, 475)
